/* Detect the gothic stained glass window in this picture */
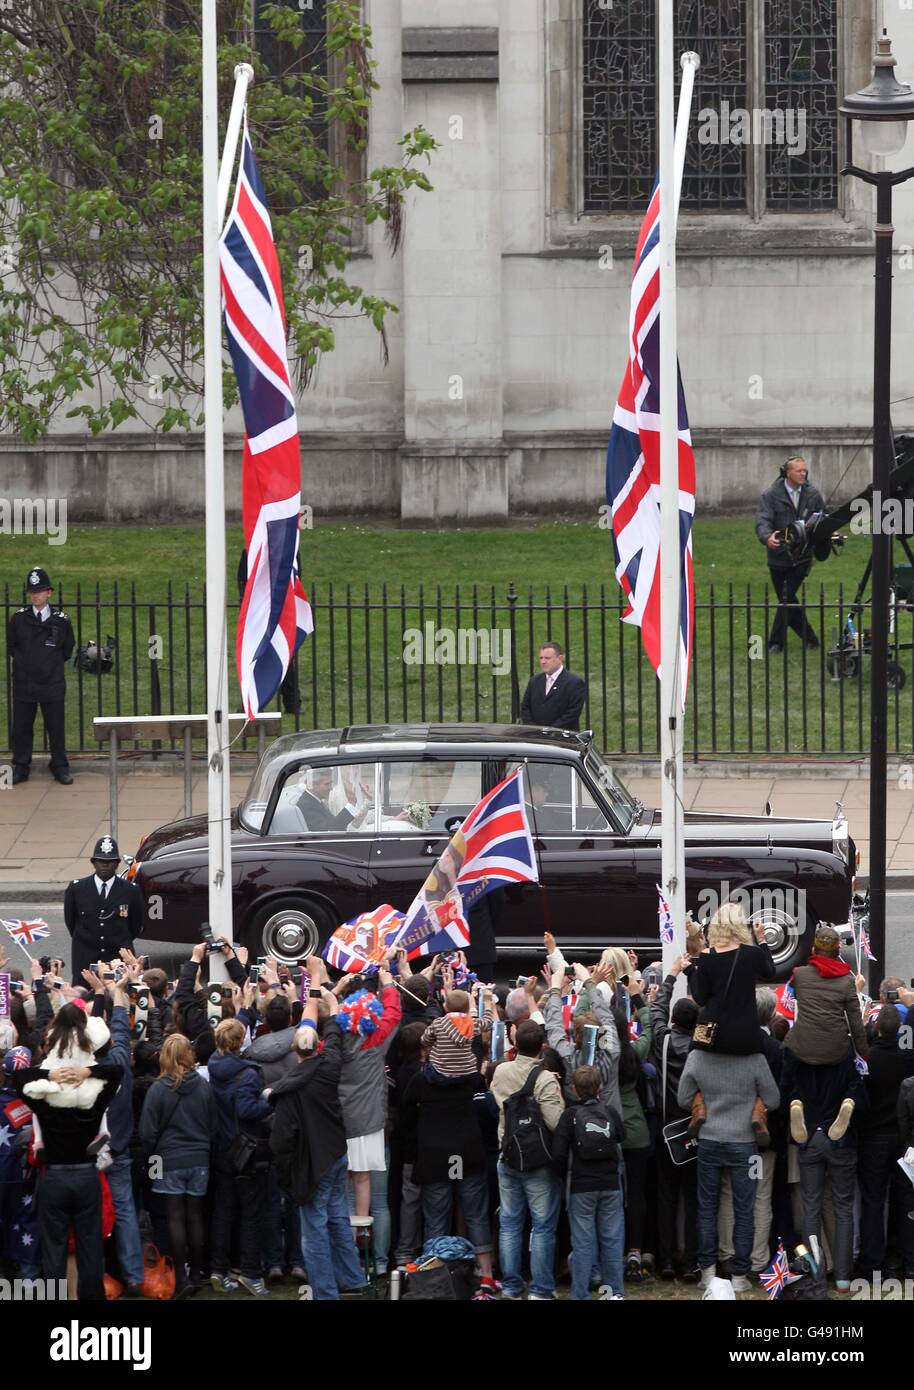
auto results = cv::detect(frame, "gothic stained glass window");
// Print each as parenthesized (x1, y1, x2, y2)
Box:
(765, 0, 838, 210)
(582, 0, 838, 214)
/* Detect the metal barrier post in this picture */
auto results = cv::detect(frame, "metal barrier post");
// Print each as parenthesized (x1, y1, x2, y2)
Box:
(184, 725, 194, 820)
(110, 728, 119, 841)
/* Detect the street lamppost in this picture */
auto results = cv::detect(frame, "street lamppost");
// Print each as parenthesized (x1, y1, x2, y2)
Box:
(840, 32, 914, 988)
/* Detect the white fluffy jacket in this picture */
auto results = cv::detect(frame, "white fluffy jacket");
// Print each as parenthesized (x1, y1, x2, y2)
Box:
(22, 1014, 111, 1108)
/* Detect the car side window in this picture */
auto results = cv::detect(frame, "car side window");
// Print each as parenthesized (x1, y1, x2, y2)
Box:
(267, 762, 378, 835)
(575, 775, 611, 832)
(378, 760, 483, 834)
(505, 760, 609, 833)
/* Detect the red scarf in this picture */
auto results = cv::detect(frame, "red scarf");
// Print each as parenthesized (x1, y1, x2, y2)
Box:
(806, 952, 850, 979)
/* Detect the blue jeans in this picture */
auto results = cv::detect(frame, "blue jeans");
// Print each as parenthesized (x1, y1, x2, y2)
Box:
(568, 1186, 625, 1299)
(106, 1153, 145, 1286)
(697, 1139, 757, 1276)
(300, 1155, 368, 1301)
(497, 1161, 560, 1299)
(420, 1173, 493, 1253)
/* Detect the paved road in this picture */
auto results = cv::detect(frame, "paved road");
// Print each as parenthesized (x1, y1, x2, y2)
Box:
(5, 891, 914, 988)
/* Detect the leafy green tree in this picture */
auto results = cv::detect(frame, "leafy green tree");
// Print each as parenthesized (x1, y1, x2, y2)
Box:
(0, 0, 436, 440)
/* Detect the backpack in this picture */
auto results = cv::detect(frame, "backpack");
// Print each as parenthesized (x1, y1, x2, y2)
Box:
(501, 1066, 553, 1172)
(571, 1101, 622, 1163)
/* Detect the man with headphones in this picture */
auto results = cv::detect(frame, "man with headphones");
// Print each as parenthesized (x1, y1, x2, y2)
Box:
(756, 456, 825, 654)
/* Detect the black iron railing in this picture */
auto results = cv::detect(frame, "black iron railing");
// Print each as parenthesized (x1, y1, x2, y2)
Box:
(1, 580, 908, 758)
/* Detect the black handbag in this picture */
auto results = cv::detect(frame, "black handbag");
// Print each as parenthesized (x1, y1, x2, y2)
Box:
(225, 1079, 259, 1175)
(691, 948, 740, 1049)
(660, 1035, 697, 1166)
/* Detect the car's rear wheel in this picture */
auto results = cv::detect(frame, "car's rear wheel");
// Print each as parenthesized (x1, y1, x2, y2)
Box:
(747, 901, 812, 978)
(246, 896, 336, 965)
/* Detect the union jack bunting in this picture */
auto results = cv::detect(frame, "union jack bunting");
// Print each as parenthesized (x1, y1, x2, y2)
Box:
(323, 904, 405, 975)
(605, 177, 696, 712)
(656, 884, 674, 946)
(759, 1241, 800, 1299)
(395, 769, 539, 959)
(2, 919, 50, 948)
(220, 116, 313, 719)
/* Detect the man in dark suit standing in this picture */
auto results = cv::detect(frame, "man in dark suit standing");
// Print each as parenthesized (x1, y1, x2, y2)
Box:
(64, 835, 144, 984)
(756, 456, 824, 654)
(520, 640, 586, 731)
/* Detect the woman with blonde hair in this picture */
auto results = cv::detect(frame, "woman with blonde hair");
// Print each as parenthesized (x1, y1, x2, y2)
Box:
(686, 902, 777, 1141)
(689, 903, 775, 1055)
(138, 1032, 217, 1298)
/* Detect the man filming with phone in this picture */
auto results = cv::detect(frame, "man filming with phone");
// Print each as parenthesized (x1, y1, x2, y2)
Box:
(756, 456, 824, 655)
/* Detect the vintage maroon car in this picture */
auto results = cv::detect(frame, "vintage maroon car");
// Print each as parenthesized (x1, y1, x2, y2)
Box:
(130, 724, 855, 978)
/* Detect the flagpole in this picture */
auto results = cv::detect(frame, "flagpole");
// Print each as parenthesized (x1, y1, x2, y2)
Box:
(658, 26, 700, 981)
(4, 929, 36, 966)
(202, 0, 234, 969)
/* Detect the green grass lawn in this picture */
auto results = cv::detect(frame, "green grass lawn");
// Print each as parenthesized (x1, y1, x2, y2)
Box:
(0, 518, 907, 757)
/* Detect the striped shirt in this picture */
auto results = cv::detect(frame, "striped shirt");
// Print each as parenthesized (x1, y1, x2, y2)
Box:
(422, 1009, 493, 1077)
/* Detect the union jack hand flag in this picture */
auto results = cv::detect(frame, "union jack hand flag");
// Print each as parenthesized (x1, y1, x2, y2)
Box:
(776, 978, 796, 1020)
(859, 916, 876, 962)
(220, 116, 313, 719)
(2, 918, 50, 947)
(395, 769, 539, 959)
(759, 1241, 800, 1299)
(606, 178, 696, 712)
(323, 904, 405, 975)
(656, 884, 674, 946)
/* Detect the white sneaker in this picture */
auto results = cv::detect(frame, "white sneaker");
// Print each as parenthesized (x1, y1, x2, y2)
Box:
(731, 1275, 751, 1293)
(699, 1264, 717, 1289)
(598, 1285, 623, 1300)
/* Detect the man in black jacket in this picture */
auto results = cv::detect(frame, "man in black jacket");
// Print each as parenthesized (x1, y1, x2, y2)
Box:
(268, 957, 368, 1300)
(64, 837, 145, 984)
(755, 457, 824, 653)
(649, 956, 700, 1280)
(857, 1004, 914, 1276)
(521, 641, 586, 730)
(9, 567, 75, 784)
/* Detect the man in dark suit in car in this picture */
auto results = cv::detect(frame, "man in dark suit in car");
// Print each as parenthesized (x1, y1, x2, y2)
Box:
(521, 640, 586, 731)
(296, 768, 357, 832)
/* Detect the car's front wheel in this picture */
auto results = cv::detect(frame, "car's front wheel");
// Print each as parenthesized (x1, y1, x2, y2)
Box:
(246, 896, 336, 965)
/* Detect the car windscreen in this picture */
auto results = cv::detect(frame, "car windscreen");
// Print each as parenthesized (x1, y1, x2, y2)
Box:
(583, 749, 637, 831)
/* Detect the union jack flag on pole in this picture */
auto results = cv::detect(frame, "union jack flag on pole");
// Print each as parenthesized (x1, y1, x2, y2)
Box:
(859, 916, 876, 962)
(220, 116, 313, 719)
(606, 178, 696, 712)
(323, 904, 406, 975)
(395, 769, 539, 959)
(656, 884, 674, 946)
(759, 1241, 800, 1299)
(2, 919, 50, 948)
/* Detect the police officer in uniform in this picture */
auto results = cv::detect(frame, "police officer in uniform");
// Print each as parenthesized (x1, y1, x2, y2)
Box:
(9, 567, 75, 784)
(64, 836, 144, 985)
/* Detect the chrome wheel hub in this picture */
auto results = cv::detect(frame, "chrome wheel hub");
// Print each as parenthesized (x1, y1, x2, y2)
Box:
(261, 909, 318, 964)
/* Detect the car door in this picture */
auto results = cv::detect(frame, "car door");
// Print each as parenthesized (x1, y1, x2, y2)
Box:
(495, 758, 637, 959)
(368, 757, 485, 915)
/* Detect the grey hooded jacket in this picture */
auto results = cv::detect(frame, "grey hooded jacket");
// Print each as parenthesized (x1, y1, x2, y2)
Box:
(246, 1026, 302, 1089)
